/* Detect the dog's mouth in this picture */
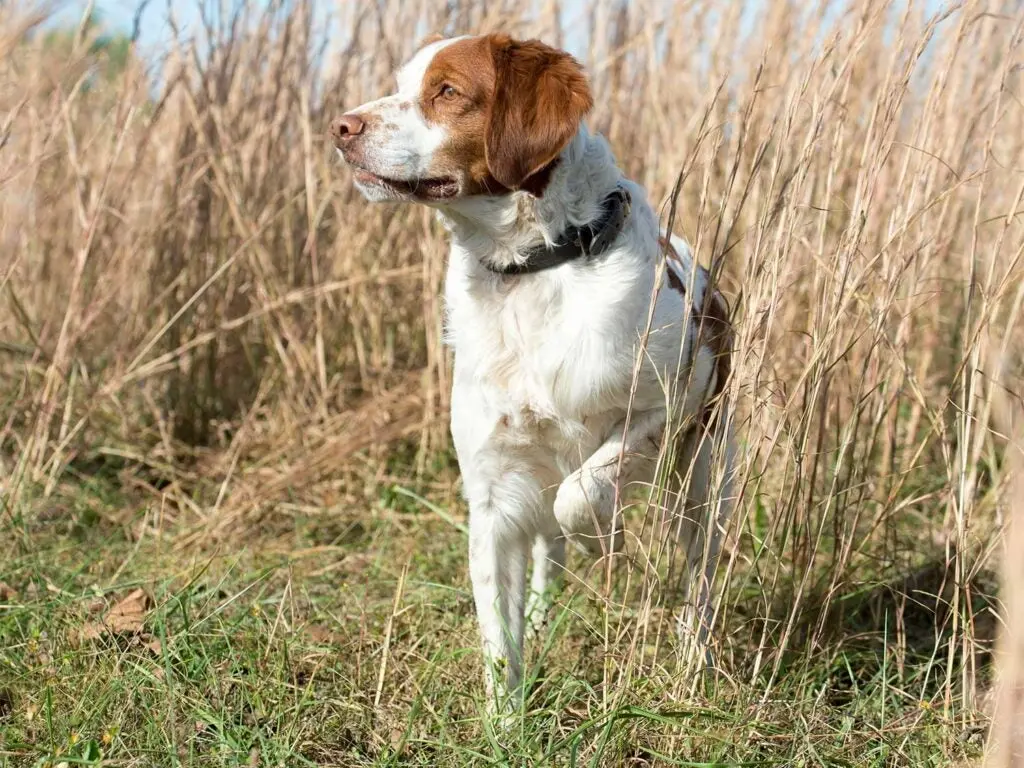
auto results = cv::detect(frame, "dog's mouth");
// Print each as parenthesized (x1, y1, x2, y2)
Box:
(351, 167, 459, 201)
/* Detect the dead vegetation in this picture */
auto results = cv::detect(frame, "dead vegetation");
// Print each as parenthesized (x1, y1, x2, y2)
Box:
(2, 0, 1023, 765)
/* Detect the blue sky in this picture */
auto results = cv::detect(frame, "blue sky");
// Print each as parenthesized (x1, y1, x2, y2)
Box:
(56, 0, 589, 59)
(57, 1, 225, 50)
(58, 0, 953, 58)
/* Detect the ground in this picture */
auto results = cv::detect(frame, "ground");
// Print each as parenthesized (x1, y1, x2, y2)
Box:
(0, 450, 993, 767)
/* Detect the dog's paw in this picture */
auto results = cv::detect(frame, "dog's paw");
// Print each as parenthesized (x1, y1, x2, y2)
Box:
(553, 469, 624, 556)
(524, 592, 550, 641)
(675, 602, 716, 671)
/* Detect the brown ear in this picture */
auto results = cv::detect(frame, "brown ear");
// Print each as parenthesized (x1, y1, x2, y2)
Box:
(485, 36, 593, 193)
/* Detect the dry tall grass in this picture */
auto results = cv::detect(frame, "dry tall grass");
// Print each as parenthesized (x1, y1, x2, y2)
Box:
(2, 0, 1024, 762)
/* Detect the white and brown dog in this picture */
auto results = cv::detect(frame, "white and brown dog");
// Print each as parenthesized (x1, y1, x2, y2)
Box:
(332, 33, 736, 708)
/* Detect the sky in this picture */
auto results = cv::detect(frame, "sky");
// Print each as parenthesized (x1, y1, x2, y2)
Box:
(55, 0, 954, 60)
(56, 0, 243, 50)
(53, 0, 591, 62)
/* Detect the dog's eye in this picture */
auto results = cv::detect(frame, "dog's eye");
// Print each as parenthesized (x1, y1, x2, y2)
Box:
(440, 84, 458, 99)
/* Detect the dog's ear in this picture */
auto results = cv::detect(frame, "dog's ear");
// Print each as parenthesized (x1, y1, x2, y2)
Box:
(484, 36, 593, 194)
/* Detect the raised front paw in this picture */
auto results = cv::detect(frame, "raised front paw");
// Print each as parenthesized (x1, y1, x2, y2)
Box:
(553, 468, 624, 556)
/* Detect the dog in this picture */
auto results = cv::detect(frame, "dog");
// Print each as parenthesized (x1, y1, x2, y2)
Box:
(331, 33, 737, 710)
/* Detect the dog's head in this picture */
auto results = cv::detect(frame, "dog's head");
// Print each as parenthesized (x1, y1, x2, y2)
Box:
(331, 34, 593, 203)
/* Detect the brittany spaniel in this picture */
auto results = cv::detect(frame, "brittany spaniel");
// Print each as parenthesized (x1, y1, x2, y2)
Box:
(331, 33, 736, 711)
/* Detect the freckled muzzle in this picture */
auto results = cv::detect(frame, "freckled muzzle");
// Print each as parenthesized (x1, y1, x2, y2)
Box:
(330, 110, 459, 202)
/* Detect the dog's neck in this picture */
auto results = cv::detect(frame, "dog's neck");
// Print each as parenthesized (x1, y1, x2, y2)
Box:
(437, 127, 624, 274)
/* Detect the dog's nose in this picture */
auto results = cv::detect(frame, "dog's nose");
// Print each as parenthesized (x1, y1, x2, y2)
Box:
(331, 114, 365, 142)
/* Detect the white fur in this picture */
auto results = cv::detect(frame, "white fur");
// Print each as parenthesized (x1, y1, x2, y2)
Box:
(340, 38, 465, 200)
(341, 45, 737, 712)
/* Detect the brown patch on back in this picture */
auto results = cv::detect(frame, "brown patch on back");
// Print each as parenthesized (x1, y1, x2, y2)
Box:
(660, 236, 732, 426)
(692, 268, 732, 429)
(660, 236, 687, 295)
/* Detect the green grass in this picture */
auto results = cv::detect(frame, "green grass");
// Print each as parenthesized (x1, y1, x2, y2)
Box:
(0, 469, 989, 767)
(1, 0, 1019, 764)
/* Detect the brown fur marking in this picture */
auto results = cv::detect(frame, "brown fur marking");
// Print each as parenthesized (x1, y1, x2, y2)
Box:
(693, 268, 732, 429)
(419, 36, 500, 194)
(660, 237, 732, 427)
(485, 35, 593, 194)
(417, 35, 592, 197)
(660, 236, 687, 295)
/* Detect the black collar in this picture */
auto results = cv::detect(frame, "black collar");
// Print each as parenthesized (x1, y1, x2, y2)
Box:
(487, 186, 632, 276)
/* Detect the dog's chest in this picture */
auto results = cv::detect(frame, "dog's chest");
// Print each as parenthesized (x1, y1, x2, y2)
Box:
(448, 270, 628, 424)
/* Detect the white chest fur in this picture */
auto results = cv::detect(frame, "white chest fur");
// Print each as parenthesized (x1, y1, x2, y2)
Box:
(446, 256, 633, 421)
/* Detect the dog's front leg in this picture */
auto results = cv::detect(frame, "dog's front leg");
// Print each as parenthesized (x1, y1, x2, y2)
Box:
(524, 523, 566, 639)
(466, 475, 535, 710)
(554, 409, 666, 555)
(452, 390, 547, 710)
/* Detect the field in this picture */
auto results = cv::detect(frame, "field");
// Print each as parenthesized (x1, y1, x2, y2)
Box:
(2, 0, 1023, 765)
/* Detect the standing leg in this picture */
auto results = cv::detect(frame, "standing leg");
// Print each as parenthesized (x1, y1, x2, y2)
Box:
(467, 490, 533, 707)
(674, 411, 736, 667)
(525, 523, 566, 639)
(451, 381, 551, 710)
